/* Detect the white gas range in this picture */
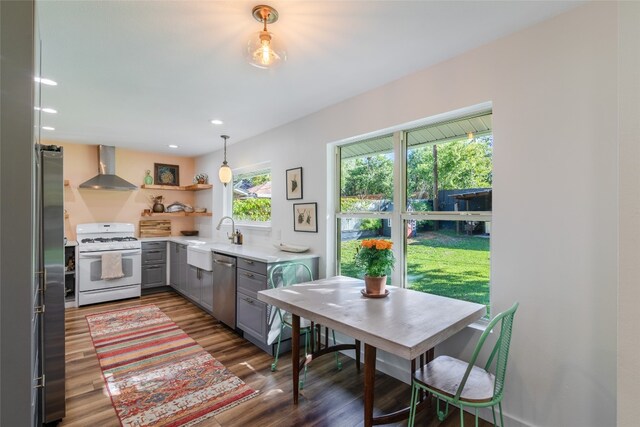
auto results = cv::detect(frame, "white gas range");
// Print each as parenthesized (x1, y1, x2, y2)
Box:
(76, 223, 141, 306)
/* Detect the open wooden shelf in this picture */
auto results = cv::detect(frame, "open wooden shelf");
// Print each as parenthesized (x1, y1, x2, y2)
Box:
(141, 184, 212, 191)
(140, 211, 212, 218)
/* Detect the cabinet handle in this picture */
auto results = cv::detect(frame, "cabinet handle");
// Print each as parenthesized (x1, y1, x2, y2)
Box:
(245, 260, 254, 265)
(34, 375, 45, 389)
(244, 272, 254, 278)
(147, 250, 162, 254)
(244, 297, 254, 304)
(34, 305, 45, 314)
(147, 266, 160, 269)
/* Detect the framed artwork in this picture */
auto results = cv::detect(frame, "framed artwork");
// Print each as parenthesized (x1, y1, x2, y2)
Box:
(154, 163, 180, 186)
(293, 202, 317, 232)
(286, 167, 303, 200)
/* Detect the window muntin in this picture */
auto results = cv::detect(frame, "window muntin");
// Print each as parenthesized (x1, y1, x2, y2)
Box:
(232, 168, 271, 223)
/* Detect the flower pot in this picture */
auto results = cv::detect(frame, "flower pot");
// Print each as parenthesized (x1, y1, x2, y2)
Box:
(364, 275, 386, 295)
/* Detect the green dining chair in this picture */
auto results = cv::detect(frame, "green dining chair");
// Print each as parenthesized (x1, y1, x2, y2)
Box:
(408, 302, 519, 427)
(268, 263, 341, 389)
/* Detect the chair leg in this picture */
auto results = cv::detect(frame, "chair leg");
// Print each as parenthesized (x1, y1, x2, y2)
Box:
(459, 403, 465, 427)
(271, 323, 285, 372)
(331, 329, 342, 370)
(499, 402, 505, 427)
(475, 408, 479, 427)
(408, 383, 419, 427)
(492, 405, 497, 426)
(300, 328, 309, 389)
(436, 398, 449, 422)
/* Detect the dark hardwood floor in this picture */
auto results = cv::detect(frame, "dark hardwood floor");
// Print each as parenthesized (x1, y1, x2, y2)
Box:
(60, 291, 491, 426)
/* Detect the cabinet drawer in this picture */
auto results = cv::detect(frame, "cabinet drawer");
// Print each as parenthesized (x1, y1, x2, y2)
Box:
(237, 257, 266, 275)
(142, 264, 166, 288)
(142, 241, 167, 251)
(142, 243, 166, 265)
(237, 293, 267, 342)
(237, 268, 267, 299)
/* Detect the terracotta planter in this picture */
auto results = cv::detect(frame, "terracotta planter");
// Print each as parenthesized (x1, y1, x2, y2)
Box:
(364, 275, 386, 295)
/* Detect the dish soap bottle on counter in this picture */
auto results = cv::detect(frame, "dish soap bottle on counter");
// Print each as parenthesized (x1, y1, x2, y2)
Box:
(235, 229, 243, 245)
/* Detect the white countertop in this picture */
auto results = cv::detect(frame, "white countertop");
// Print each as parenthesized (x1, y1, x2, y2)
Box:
(140, 236, 318, 263)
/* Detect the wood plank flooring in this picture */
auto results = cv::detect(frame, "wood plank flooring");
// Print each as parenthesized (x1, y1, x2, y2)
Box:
(60, 291, 491, 426)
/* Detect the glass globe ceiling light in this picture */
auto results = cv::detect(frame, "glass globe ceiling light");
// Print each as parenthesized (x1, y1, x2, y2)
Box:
(218, 135, 232, 186)
(246, 5, 286, 69)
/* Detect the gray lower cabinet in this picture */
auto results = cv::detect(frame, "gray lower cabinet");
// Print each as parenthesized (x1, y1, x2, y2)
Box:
(236, 256, 318, 355)
(169, 242, 188, 294)
(236, 262, 268, 346)
(142, 241, 166, 289)
(185, 264, 213, 314)
(200, 270, 214, 313)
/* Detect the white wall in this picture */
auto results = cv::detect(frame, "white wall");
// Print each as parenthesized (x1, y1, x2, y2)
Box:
(197, 4, 623, 426)
(617, 2, 640, 426)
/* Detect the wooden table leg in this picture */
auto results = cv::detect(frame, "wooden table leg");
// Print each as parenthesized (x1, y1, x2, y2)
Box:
(292, 314, 300, 404)
(364, 344, 376, 427)
(355, 340, 361, 372)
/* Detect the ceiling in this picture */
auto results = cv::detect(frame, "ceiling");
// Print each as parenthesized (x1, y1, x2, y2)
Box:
(36, 1, 581, 156)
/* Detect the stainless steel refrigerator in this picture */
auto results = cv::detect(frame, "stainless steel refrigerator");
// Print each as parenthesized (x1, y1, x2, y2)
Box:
(34, 144, 65, 424)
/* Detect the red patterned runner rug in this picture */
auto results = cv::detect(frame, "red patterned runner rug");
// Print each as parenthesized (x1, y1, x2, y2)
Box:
(86, 304, 258, 427)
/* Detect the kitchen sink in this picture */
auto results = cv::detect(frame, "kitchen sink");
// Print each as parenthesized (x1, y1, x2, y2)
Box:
(187, 245, 213, 271)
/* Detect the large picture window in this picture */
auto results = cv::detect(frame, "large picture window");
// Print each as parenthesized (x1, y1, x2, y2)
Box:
(336, 111, 492, 314)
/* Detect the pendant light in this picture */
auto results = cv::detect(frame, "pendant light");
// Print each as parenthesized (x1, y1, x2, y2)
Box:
(218, 135, 232, 186)
(246, 5, 286, 69)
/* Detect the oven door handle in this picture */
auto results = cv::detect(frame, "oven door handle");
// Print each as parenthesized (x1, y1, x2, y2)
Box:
(79, 249, 142, 258)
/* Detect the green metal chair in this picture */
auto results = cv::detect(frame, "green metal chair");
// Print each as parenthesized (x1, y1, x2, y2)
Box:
(408, 302, 519, 427)
(268, 263, 340, 389)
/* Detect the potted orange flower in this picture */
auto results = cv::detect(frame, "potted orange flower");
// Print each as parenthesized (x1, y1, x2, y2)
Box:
(354, 239, 395, 295)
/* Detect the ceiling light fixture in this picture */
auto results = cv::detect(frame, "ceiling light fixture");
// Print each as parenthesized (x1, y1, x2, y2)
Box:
(42, 126, 55, 131)
(246, 5, 286, 69)
(168, 144, 178, 149)
(210, 119, 224, 125)
(218, 135, 232, 186)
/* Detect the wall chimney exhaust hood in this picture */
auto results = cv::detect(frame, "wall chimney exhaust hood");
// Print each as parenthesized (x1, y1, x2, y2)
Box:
(79, 145, 137, 191)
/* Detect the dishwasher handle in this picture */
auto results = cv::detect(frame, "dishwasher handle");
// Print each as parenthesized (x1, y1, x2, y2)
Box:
(213, 259, 234, 268)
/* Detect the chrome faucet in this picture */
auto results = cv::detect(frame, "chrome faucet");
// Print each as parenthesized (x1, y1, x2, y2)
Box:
(216, 216, 236, 243)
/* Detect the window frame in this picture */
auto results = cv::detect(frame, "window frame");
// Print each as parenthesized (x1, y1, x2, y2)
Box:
(225, 162, 272, 228)
(334, 110, 492, 311)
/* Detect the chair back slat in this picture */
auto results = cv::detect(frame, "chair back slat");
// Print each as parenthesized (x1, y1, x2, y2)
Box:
(453, 302, 518, 401)
(490, 304, 517, 398)
(267, 263, 313, 323)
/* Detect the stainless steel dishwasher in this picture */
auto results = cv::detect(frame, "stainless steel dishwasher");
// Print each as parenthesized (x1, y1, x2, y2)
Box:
(212, 252, 237, 328)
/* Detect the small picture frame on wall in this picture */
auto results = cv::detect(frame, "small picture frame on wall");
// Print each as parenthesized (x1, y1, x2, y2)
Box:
(293, 202, 317, 233)
(154, 163, 180, 186)
(286, 167, 303, 200)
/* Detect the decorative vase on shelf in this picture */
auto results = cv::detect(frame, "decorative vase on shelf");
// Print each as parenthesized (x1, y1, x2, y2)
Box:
(152, 202, 164, 213)
(144, 170, 153, 185)
(364, 275, 387, 295)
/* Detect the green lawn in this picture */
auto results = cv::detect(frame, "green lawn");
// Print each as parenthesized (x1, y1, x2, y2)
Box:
(340, 230, 490, 314)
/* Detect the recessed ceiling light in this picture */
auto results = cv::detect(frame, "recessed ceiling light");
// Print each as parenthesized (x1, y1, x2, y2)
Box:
(210, 119, 224, 125)
(34, 107, 58, 114)
(168, 144, 179, 149)
(42, 126, 55, 131)
(34, 77, 58, 86)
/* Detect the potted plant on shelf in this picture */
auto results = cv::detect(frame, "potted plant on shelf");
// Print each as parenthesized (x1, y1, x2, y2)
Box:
(354, 239, 395, 296)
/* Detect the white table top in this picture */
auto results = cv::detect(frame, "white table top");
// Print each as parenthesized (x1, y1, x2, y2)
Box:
(258, 276, 486, 360)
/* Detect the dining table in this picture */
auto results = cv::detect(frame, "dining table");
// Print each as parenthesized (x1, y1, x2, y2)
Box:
(257, 275, 486, 426)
